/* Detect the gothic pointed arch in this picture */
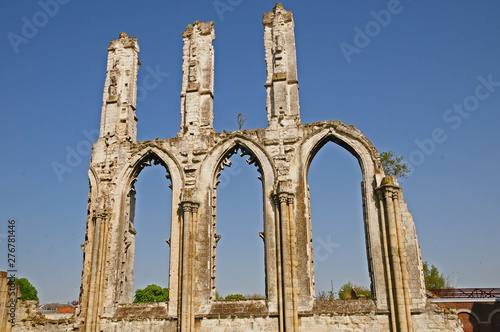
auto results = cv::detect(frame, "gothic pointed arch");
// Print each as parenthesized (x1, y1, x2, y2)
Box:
(300, 122, 386, 307)
(302, 122, 385, 183)
(118, 145, 185, 190)
(197, 135, 279, 310)
(103, 145, 184, 310)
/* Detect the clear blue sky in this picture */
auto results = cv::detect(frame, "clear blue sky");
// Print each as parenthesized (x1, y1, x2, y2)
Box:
(1, 0, 499, 303)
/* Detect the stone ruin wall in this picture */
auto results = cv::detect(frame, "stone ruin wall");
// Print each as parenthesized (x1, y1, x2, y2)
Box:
(3, 3, 463, 332)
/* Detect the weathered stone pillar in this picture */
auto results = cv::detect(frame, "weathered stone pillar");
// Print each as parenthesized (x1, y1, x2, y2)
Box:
(83, 212, 108, 332)
(274, 192, 299, 332)
(179, 21, 215, 136)
(263, 3, 301, 128)
(178, 201, 199, 332)
(99, 32, 140, 143)
(377, 177, 413, 332)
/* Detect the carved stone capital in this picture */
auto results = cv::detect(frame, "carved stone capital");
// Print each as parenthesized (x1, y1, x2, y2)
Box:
(278, 193, 289, 204)
(180, 201, 199, 213)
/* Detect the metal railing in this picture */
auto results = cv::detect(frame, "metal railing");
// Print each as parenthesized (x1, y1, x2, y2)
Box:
(428, 288, 500, 299)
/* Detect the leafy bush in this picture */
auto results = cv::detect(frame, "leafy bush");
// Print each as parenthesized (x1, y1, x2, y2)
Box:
(338, 282, 372, 300)
(133, 284, 169, 303)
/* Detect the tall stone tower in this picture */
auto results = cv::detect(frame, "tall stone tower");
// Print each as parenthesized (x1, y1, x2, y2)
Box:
(179, 21, 215, 136)
(99, 32, 140, 143)
(263, 3, 301, 128)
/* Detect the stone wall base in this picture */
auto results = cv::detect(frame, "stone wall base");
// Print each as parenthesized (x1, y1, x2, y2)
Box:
(11, 303, 463, 331)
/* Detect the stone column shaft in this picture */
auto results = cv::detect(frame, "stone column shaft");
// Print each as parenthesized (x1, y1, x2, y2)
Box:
(179, 202, 199, 332)
(384, 190, 408, 332)
(378, 192, 397, 330)
(274, 197, 284, 332)
(378, 178, 413, 332)
(85, 214, 105, 332)
(276, 193, 298, 331)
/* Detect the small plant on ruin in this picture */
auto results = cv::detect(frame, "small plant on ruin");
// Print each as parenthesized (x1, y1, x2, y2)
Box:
(236, 112, 248, 130)
(380, 150, 410, 179)
(316, 290, 335, 301)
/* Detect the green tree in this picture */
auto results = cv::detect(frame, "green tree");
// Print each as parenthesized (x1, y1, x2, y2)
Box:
(15, 278, 39, 301)
(423, 261, 453, 289)
(133, 284, 169, 303)
(236, 112, 247, 130)
(380, 150, 410, 179)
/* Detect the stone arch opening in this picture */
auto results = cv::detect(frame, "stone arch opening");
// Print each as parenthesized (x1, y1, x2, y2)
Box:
(116, 151, 178, 304)
(132, 162, 172, 297)
(301, 128, 383, 303)
(307, 141, 370, 299)
(210, 144, 266, 299)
